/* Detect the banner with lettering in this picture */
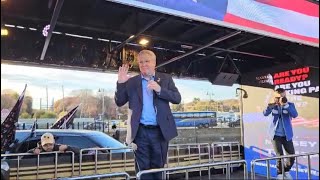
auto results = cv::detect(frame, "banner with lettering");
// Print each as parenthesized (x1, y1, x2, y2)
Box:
(241, 64, 319, 179)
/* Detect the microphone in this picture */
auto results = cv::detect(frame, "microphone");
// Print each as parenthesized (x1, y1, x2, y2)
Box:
(145, 70, 153, 81)
(269, 97, 287, 106)
(268, 103, 278, 107)
(145, 70, 154, 96)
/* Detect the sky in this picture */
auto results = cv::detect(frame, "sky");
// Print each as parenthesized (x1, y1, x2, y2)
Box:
(1, 64, 239, 109)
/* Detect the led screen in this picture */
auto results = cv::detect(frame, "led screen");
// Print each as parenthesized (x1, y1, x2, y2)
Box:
(111, 0, 319, 46)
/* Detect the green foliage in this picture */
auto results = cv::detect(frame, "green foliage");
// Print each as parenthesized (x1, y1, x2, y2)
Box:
(175, 99, 240, 112)
(20, 112, 32, 119)
(34, 110, 46, 118)
(1, 93, 19, 110)
(40, 111, 57, 118)
(171, 104, 184, 112)
(1, 90, 33, 117)
(23, 96, 33, 115)
(34, 110, 57, 118)
(58, 111, 68, 119)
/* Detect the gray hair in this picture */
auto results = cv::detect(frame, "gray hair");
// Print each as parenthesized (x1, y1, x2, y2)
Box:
(138, 50, 156, 62)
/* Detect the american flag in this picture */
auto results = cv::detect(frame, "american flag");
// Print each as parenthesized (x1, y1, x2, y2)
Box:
(136, 0, 318, 44)
(1, 85, 27, 153)
(50, 105, 79, 129)
(224, 0, 319, 44)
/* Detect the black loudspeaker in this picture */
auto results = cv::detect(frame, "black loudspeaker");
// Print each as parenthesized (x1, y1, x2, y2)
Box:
(208, 72, 239, 86)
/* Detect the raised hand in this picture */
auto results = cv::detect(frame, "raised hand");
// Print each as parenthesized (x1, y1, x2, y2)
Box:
(118, 64, 130, 83)
(267, 103, 276, 109)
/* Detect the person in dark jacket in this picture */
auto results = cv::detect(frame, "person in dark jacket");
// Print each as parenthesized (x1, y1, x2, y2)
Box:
(112, 124, 120, 141)
(27, 133, 79, 154)
(115, 50, 181, 180)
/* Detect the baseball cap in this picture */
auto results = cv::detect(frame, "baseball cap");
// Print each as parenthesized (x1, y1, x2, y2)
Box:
(41, 133, 55, 146)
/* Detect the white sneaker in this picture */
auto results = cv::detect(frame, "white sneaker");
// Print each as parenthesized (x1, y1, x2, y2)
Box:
(285, 172, 293, 180)
(277, 174, 285, 179)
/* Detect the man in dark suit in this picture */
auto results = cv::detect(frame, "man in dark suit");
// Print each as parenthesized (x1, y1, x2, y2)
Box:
(115, 50, 181, 179)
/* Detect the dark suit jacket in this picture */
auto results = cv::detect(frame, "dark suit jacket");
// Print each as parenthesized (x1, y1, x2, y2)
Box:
(115, 72, 181, 142)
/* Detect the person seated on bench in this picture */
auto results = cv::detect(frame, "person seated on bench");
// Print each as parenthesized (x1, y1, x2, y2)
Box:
(27, 133, 80, 155)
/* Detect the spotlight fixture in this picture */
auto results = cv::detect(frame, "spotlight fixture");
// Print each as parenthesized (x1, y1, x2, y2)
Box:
(139, 38, 149, 46)
(1, 28, 8, 36)
(181, 44, 193, 49)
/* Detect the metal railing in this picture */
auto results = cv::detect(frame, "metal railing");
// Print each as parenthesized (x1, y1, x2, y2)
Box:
(57, 172, 131, 180)
(211, 141, 241, 176)
(1, 142, 242, 179)
(211, 141, 241, 162)
(136, 159, 247, 180)
(168, 143, 211, 165)
(79, 147, 133, 175)
(1, 151, 75, 179)
(166, 143, 211, 178)
(251, 152, 319, 180)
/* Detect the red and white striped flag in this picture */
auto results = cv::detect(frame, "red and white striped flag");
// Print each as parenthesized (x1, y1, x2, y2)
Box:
(224, 0, 319, 43)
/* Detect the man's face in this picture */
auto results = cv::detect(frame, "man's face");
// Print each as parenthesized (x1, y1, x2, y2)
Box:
(274, 91, 286, 98)
(138, 54, 156, 76)
(42, 143, 54, 152)
(278, 91, 286, 97)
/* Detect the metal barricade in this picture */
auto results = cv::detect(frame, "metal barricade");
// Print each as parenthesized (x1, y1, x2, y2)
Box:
(166, 143, 211, 178)
(251, 152, 319, 180)
(1, 151, 75, 179)
(136, 159, 248, 180)
(211, 141, 241, 162)
(79, 147, 133, 175)
(211, 141, 241, 175)
(167, 143, 211, 165)
(57, 172, 131, 180)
